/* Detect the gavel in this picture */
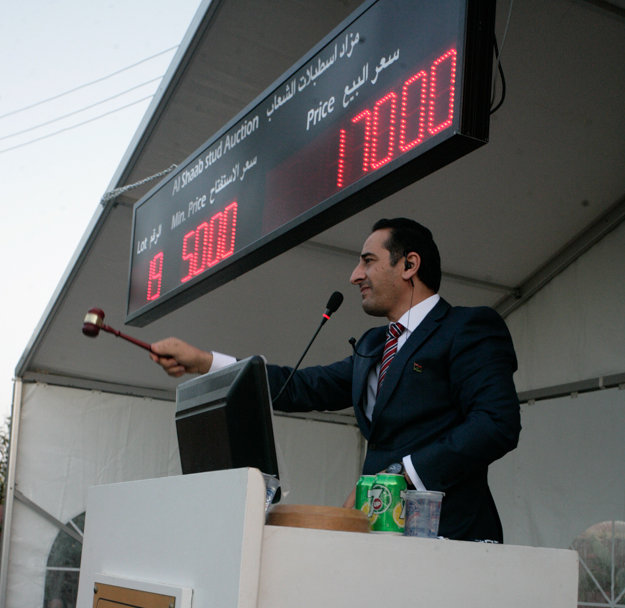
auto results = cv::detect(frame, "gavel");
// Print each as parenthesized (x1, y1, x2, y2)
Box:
(82, 308, 155, 354)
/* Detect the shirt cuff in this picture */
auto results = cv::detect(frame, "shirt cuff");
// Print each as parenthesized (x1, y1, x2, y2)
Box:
(210, 351, 237, 371)
(402, 455, 427, 491)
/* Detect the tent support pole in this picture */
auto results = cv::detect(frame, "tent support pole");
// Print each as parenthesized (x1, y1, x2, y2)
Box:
(518, 371, 625, 405)
(0, 379, 23, 608)
(12, 490, 83, 544)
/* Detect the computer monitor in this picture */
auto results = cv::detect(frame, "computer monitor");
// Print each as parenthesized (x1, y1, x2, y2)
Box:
(175, 355, 279, 483)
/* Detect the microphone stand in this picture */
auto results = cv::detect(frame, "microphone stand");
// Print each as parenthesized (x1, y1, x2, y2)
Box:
(272, 316, 329, 404)
(272, 291, 343, 404)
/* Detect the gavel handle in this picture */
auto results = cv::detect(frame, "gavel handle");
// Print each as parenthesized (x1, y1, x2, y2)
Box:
(101, 324, 154, 353)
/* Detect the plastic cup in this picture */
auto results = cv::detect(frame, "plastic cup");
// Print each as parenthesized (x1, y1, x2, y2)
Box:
(261, 473, 280, 512)
(403, 490, 445, 538)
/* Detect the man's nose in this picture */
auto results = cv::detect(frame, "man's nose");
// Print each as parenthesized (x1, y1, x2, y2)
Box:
(350, 263, 364, 284)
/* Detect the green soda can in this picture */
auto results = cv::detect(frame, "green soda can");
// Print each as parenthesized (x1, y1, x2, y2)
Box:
(369, 473, 407, 533)
(355, 475, 375, 516)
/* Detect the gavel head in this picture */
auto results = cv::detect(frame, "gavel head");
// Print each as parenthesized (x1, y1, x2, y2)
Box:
(82, 308, 105, 337)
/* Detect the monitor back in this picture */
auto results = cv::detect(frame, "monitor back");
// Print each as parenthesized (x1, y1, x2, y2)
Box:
(175, 356, 279, 478)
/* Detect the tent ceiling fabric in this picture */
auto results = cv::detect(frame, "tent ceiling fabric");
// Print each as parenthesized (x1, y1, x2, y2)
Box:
(18, 0, 625, 397)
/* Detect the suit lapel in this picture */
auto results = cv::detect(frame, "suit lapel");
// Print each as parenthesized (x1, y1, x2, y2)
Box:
(371, 299, 450, 429)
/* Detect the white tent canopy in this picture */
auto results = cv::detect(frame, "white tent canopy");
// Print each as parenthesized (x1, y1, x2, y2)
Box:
(3, 1, 624, 606)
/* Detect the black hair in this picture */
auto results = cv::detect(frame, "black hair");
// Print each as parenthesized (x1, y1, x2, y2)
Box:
(372, 217, 441, 292)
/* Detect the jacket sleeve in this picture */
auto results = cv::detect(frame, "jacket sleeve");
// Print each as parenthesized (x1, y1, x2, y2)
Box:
(266, 356, 354, 413)
(409, 307, 521, 491)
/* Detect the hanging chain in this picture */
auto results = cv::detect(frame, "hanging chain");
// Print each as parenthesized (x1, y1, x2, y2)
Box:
(100, 163, 178, 205)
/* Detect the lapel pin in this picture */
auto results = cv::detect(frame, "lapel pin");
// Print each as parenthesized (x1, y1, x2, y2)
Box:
(413, 362, 423, 373)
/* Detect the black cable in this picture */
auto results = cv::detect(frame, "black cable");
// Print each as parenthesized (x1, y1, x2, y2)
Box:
(490, 38, 507, 115)
(0, 95, 153, 155)
(0, 46, 177, 120)
(0, 77, 162, 142)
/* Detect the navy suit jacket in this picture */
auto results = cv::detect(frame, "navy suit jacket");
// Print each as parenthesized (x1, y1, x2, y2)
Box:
(267, 298, 520, 541)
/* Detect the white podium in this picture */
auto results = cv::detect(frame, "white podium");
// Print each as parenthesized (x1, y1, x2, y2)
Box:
(76, 469, 579, 608)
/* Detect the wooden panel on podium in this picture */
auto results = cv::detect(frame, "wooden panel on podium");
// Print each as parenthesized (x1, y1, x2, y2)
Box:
(92, 582, 177, 608)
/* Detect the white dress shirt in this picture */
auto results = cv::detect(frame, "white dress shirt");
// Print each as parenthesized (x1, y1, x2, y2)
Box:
(363, 293, 440, 490)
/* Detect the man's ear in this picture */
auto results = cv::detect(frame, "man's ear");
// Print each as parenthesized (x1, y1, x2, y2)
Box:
(402, 252, 420, 282)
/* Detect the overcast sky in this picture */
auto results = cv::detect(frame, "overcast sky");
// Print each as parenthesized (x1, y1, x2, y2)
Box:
(0, 0, 203, 419)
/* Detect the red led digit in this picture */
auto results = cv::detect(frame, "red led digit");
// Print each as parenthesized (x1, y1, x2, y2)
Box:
(181, 229, 198, 283)
(370, 92, 398, 170)
(335, 110, 371, 191)
(203, 212, 221, 268)
(147, 251, 164, 301)
(427, 48, 457, 136)
(198, 221, 214, 275)
(218, 201, 238, 259)
(351, 109, 372, 174)
(399, 70, 428, 152)
(336, 128, 347, 188)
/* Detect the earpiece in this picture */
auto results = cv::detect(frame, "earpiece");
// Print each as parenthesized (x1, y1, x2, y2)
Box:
(403, 252, 414, 286)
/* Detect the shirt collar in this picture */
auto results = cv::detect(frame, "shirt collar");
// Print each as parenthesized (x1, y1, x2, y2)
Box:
(396, 293, 440, 335)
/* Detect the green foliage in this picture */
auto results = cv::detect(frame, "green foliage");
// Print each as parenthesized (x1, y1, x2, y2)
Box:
(0, 416, 10, 539)
(0, 416, 9, 503)
(572, 521, 625, 606)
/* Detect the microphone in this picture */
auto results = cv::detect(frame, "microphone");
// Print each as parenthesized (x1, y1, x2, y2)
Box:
(348, 337, 378, 358)
(272, 291, 343, 404)
(323, 290, 344, 322)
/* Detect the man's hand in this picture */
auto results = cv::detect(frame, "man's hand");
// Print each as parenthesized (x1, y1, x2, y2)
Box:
(150, 337, 214, 377)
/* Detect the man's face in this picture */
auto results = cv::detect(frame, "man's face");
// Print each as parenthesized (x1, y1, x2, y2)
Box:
(350, 229, 404, 319)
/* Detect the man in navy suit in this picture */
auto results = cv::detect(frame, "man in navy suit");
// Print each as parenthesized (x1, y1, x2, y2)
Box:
(152, 218, 520, 541)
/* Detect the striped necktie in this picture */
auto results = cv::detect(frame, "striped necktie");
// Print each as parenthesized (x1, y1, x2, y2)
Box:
(377, 322, 405, 394)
